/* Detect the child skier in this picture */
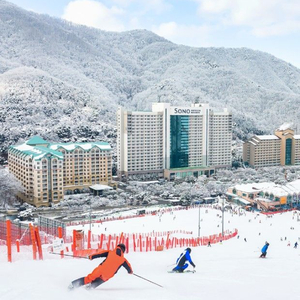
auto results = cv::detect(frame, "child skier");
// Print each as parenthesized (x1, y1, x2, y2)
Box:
(68, 243, 133, 290)
(172, 248, 196, 273)
(260, 242, 270, 258)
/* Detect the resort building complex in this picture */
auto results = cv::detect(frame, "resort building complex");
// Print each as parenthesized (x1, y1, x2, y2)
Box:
(8, 136, 113, 207)
(227, 180, 300, 211)
(117, 102, 232, 180)
(243, 125, 300, 168)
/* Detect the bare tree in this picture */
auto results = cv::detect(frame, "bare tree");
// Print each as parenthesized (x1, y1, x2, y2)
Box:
(0, 167, 24, 209)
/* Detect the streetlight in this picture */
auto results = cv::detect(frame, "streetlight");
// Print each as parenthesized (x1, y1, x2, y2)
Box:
(198, 203, 201, 237)
(221, 195, 225, 237)
(89, 200, 92, 232)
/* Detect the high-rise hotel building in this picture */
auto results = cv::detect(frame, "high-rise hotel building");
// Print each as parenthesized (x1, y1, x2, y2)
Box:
(243, 125, 300, 168)
(8, 136, 113, 207)
(117, 103, 232, 180)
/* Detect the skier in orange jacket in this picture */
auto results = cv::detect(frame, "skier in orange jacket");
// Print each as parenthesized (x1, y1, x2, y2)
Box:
(68, 243, 133, 290)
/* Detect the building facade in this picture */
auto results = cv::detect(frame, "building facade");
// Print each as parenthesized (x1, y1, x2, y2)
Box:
(8, 136, 113, 207)
(243, 126, 300, 168)
(117, 102, 232, 180)
(117, 109, 164, 178)
(227, 180, 300, 210)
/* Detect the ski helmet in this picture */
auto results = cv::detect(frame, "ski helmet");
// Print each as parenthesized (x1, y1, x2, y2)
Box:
(117, 243, 126, 253)
(186, 248, 191, 253)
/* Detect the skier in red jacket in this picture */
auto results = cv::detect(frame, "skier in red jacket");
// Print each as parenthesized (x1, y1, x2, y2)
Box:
(68, 243, 133, 290)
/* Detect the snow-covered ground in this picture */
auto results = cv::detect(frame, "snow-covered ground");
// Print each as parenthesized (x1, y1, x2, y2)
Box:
(1, 206, 300, 300)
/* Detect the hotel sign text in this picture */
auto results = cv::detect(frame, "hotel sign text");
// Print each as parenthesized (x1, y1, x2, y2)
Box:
(171, 107, 202, 115)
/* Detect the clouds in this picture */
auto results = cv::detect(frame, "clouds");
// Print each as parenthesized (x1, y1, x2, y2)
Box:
(62, 0, 172, 32)
(152, 22, 213, 47)
(111, 0, 171, 14)
(62, 0, 125, 31)
(61, 0, 214, 45)
(196, 0, 300, 37)
(60, 0, 300, 66)
(61, 0, 300, 41)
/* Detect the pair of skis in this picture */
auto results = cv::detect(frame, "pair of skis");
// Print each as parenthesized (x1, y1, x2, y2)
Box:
(168, 269, 196, 273)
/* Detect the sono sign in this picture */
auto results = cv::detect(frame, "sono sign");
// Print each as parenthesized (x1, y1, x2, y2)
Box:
(172, 107, 202, 115)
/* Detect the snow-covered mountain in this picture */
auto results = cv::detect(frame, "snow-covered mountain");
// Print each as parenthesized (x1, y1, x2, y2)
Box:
(1, 0, 300, 162)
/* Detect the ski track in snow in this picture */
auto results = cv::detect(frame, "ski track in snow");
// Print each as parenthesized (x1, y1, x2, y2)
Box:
(1, 206, 300, 300)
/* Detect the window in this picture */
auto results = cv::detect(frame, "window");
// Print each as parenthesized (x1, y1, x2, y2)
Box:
(170, 115, 189, 168)
(285, 139, 292, 165)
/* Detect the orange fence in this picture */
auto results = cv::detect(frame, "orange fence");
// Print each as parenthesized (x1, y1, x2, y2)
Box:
(261, 208, 296, 215)
(1, 205, 239, 262)
(0, 219, 66, 262)
(1, 218, 238, 262)
(0, 219, 31, 246)
(72, 229, 238, 257)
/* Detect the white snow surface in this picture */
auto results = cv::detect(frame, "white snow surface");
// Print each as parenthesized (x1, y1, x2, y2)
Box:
(257, 135, 279, 140)
(1, 207, 300, 300)
(278, 123, 293, 131)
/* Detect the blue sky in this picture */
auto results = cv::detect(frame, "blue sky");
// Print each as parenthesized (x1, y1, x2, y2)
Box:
(8, 0, 300, 68)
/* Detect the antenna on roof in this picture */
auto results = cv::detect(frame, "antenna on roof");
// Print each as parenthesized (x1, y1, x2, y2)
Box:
(158, 84, 165, 103)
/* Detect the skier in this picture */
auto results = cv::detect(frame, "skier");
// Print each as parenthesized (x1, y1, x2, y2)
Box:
(294, 242, 298, 249)
(260, 241, 270, 258)
(68, 243, 133, 290)
(172, 248, 196, 273)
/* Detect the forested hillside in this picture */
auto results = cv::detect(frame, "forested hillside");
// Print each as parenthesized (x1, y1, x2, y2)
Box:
(1, 0, 300, 163)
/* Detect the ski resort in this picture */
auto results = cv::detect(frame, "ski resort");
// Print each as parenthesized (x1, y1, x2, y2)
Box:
(1, 1, 300, 300)
(0, 204, 299, 300)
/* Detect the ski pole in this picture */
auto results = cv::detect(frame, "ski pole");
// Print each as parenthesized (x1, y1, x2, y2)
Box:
(167, 263, 176, 267)
(133, 273, 163, 288)
(49, 252, 89, 259)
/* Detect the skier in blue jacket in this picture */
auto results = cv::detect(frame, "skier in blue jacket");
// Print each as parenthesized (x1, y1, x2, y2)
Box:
(172, 248, 196, 272)
(260, 242, 269, 258)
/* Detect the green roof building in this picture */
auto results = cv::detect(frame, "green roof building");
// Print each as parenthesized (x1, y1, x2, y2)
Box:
(8, 137, 113, 207)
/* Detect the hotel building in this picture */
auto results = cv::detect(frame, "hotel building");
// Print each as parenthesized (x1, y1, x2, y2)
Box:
(243, 126, 300, 168)
(8, 136, 113, 207)
(117, 102, 232, 180)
